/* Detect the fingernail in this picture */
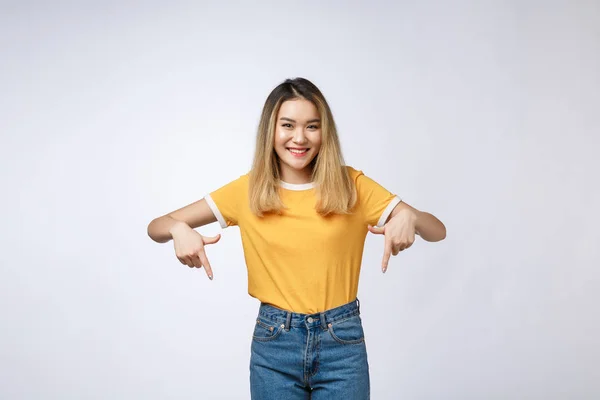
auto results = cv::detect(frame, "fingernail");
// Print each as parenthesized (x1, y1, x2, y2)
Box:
(209, 275, 213, 280)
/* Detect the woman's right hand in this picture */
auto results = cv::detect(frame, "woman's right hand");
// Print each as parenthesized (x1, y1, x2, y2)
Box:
(169, 221, 221, 280)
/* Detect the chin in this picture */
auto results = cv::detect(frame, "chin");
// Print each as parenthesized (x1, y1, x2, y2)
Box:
(286, 162, 309, 171)
(280, 158, 310, 171)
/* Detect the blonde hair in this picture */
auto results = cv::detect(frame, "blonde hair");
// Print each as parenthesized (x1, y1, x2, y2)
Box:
(249, 77, 356, 217)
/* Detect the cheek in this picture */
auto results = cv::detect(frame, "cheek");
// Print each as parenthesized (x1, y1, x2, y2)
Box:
(274, 129, 289, 146)
(273, 129, 283, 148)
(311, 132, 322, 149)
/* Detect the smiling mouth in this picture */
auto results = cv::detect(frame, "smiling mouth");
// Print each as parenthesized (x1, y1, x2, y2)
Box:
(287, 148, 309, 154)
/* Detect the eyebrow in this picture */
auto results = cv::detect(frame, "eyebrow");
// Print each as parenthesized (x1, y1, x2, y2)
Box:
(279, 117, 321, 124)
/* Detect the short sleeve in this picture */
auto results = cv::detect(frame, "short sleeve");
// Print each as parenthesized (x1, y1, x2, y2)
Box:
(204, 174, 248, 228)
(352, 168, 402, 227)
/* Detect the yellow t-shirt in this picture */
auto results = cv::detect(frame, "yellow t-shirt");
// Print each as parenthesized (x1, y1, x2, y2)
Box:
(205, 166, 401, 314)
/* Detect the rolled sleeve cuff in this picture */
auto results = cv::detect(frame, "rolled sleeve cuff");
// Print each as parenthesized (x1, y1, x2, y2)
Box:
(376, 196, 402, 227)
(205, 194, 227, 229)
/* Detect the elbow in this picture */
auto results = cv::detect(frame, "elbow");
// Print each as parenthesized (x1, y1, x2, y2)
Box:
(147, 219, 157, 242)
(147, 218, 165, 243)
(439, 228, 447, 242)
(420, 222, 446, 242)
(418, 213, 446, 242)
(435, 224, 447, 242)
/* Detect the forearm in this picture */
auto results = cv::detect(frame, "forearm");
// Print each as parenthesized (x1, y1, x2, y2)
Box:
(388, 201, 446, 242)
(147, 216, 191, 243)
(414, 211, 446, 242)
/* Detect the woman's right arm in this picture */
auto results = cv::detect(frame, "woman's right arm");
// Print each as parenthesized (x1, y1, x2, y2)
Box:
(147, 198, 217, 243)
(147, 199, 221, 279)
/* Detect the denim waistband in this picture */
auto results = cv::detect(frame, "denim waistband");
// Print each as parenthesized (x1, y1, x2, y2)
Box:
(258, 298, 361, 330)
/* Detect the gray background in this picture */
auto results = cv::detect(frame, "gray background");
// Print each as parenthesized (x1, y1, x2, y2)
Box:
(1, 1, 599, 399)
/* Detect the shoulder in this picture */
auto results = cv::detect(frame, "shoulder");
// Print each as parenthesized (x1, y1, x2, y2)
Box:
(344, 165, 388, 192)
(211, 171, 250, 193)
(344, 165, 366, 181)
(232, 172, 250, 190)
(238, 172, 250, 183)
(231, 171, 251, 183)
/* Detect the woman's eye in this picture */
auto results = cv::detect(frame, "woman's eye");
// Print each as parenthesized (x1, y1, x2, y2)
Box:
(282, 123, 293, 128)
(308, 125, 319, 130)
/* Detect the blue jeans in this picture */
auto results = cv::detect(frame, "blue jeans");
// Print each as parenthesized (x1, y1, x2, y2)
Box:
(249, 299, 370, 399)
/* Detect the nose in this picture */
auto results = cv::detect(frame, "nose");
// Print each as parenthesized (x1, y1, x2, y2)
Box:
(292, 127, 308, 144)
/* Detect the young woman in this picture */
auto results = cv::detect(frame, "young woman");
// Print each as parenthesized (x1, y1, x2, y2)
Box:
(147, 77, 446, 399)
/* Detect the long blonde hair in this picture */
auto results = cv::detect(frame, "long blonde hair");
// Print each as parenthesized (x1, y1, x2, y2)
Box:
(249, 77, 356, 217)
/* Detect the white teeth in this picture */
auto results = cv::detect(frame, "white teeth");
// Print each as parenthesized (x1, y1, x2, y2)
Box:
(288, 149, 308, 154)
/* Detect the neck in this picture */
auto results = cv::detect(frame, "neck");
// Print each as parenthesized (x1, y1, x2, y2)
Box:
(279, 165, 313, 184)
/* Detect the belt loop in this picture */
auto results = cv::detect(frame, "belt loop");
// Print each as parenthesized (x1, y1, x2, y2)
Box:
(319, 312, 328, 330)
(285, 312, 292, 331)
(356, 298, 361, 314)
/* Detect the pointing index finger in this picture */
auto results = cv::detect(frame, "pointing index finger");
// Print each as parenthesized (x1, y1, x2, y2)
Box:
(382, 239, 392, 273)
(198, 251, 214, 280)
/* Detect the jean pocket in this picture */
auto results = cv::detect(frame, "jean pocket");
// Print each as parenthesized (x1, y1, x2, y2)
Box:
(252, 318, 284, 342)
(327, 315, 365, 345)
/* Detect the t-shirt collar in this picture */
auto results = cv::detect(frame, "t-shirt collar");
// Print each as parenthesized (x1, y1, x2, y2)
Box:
(279, 181, 315, 191)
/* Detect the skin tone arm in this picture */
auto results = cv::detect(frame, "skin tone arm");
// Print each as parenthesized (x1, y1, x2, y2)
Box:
(368, 201, 446, 272)
(147, 199, 220, 280)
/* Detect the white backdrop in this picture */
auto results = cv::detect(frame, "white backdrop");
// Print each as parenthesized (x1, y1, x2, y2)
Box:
(1, 1, 599, 399)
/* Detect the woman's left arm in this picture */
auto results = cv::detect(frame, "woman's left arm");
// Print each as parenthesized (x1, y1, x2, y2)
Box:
(368, 201, 446, 272)
(389, 202, 446, 242)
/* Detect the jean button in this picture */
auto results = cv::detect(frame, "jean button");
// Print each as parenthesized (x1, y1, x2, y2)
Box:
(307, 317, 314, 323)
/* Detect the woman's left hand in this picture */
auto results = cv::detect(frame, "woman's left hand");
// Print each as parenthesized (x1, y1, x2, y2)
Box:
(368, 209, 417, 273)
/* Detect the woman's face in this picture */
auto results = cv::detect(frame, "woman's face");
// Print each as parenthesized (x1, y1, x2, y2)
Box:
(273, 98, 322, 183)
